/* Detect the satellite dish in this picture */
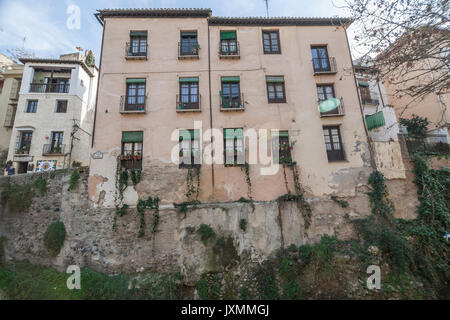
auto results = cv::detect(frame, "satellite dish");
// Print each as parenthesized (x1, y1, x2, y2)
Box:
(319, 98, 340, 113)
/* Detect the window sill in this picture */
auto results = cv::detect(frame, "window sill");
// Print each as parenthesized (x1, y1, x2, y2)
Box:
(220, 106, 245, 112)
(320, 113, 345, 118)
(268, 100, 287, 104)
(313, 70, 337, 75)
(125, 55, 148, 60)
(219, 54, 240, 59)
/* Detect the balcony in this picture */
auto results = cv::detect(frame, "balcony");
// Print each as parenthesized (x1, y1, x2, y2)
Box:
(125, 42, 148, 60)
(15, 146, 31, 155)
(176, 94, 201, 112)
(178, 42, 200, 59)
(220, 93, 245, 111)
(43, 144, 65, 156)
(319, 97, 345, 117)
(120, 95, 147, 114)
(219, 41, 240, 59)
(312, 57, 337, 75)
(30, 83, 70, 93)
(362, 97, 380, 105)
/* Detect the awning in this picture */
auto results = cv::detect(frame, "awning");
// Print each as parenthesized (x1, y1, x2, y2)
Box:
(221, 76, 240, 82)
(271, 130, 289, 137)
(266, 76, 284, 83)
(224, 128, 244, 139)
(122, 131, 143, 143)
(220, 31, 236, 40)
(126, 78, 146, 84)
(179, 77, 199, 83)
(179, 129, 200, 140)
(181, 31, 197, 37)
(130, 31, 147, 37)
(358, 81, 369, 87)
(366, 111, 385, 130)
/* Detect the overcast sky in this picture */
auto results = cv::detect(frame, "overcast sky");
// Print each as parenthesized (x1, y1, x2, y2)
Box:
(0, 0, 350, 62)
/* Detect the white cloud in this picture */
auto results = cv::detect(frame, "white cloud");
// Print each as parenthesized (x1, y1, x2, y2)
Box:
(0, 1, 75, 57)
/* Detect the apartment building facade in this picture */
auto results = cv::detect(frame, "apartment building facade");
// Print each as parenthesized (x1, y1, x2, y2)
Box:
(90, 9, 372, 207)
(0, 58, 24, 165)
(6, 53, 98, 174)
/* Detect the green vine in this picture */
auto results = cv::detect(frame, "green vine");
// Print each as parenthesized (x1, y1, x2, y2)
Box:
(331, 196, 349, 208)
(113, 156, 129, 231)
(173, 200, 201, 219)
(130, 169, 142, 186)
(136, 196, 160, 238)
(240, 163, 255, 212)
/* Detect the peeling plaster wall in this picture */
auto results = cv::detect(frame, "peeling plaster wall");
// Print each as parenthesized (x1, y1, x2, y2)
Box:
(372, 141, 406, 180)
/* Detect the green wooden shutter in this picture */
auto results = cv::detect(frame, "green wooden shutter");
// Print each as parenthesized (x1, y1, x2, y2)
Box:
(221, 76, 240, 82)
(271, 130, 289, 137)
(126, 78, 146, 84)
(179, 129, 200, 140)
(179, 77, 199, 83)
(224, 128, 243, 139)
(220, 31, 236, 40)
(181, 31, 197, 37)
(366, 111, 385, 130)
(266, 76, 285, 83)
(122, 131, 143, 143)
(130, 31, 147, 37)
(358, 81, 369, 87)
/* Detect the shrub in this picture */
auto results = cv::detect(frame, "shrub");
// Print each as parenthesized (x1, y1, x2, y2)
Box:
(198, 224, 215, 245)
(43, 222, 66, 257)
(33, 176, 47, 195)
(68, 169, 80, 191)
(1, 183, 34, 213)
(239, 219, 247, 232)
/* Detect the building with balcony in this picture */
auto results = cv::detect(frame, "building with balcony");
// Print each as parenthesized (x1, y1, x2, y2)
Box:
(89, 8, 372, 207)
(5, 52, 98, 174)
(0, 56, 23, 166)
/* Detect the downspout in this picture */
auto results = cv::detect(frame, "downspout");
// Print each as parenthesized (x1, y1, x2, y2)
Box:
(207, 20, 215, 200)
(344, 26, 377, 169)
(91, 16, 106, 148)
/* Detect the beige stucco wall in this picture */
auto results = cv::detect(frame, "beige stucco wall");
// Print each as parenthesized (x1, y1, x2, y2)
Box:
(383, 57, 450, 131)
(6, 62, 97, 173)
(0, 65, 23, 161)
(90, 17, 372, 207)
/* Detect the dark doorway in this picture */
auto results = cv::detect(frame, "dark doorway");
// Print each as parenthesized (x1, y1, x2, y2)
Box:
(17, 162, 28, 174)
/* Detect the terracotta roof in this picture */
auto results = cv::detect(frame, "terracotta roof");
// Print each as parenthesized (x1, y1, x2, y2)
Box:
(96, 8, 212, 23)
(208, 16, 352, 27)
(18, 58, 96, 77)
(94, 8, 352, 27)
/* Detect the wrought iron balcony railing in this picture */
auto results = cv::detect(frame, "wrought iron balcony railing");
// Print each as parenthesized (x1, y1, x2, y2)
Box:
(220, 92, 245, 111)
(319, 97, 345, 117)
(312, 57, 337, 74)
(29, 83, 70, 93)
(219, 41, 240, 58)
(178, 42, 200, 59)
(43, 144, 65, 156)
(120, 95, 147, 113)
(125, 42, 148, 59)
(176, 94, 201, 112)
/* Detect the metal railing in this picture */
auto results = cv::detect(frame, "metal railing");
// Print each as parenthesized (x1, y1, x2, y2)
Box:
(178, 42, 200, 58)
(120, 95, 147, 113)
(176, 94, 201, 111)
(319, 97, 345, 117)
(220, 93, 245, 111)
(219, 41, 240, 58)
(362, 97, 380, 105)
(14, 146, 31, 155)
(312, 57, 337, 74)
(43, 144, 65, 156)
(30, 83, 70, 93)
(125, 42, 148, 58)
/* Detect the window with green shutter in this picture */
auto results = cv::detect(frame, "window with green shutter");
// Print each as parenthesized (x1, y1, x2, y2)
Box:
(220, 31, 238, 56)
(129, 31, 147, 57)
(179, 129, 201, 167)
(266, 76, 286, 103)
(224, 128, 244, 166)
(121, 131, 143, 170)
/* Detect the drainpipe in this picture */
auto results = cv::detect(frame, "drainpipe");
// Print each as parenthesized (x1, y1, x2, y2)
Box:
(91, 18, 106, 148)
(344, 27, 377, 170)
(207, 21, 215, 200)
